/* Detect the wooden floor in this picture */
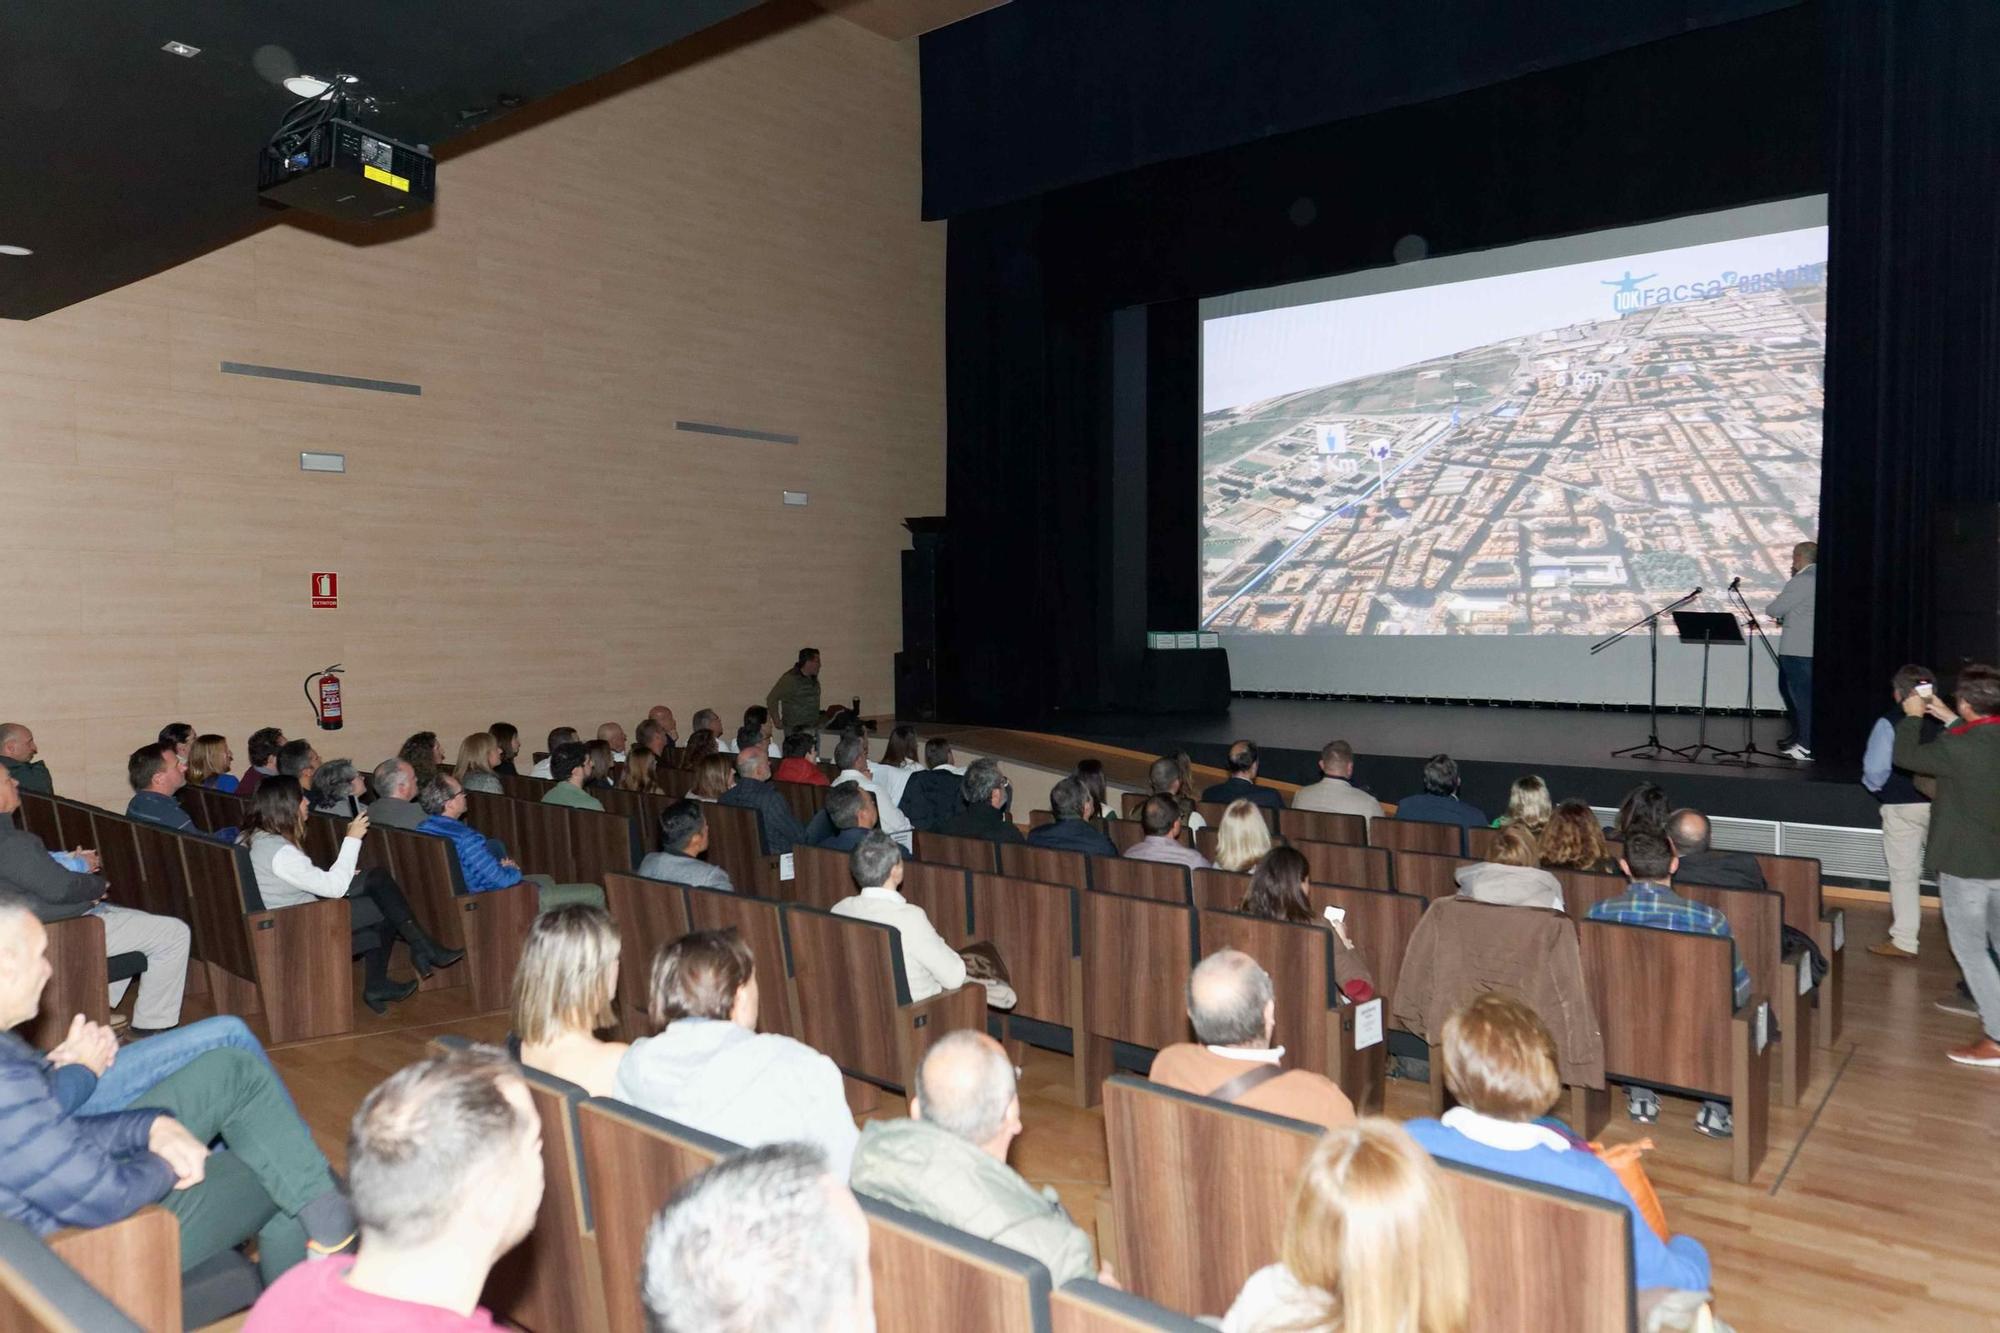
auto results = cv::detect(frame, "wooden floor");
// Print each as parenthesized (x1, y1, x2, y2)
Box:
(199, 898, 1997, 1332)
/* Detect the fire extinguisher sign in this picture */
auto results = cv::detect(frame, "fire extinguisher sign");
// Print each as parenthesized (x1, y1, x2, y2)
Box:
(310, 572, 339, 609)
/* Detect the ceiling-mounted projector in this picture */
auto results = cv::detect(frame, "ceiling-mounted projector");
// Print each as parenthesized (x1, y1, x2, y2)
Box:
(258, 88, 434, 222)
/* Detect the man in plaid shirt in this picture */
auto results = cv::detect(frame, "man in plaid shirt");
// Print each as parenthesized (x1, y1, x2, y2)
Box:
(1587, 829, 1748, 1139)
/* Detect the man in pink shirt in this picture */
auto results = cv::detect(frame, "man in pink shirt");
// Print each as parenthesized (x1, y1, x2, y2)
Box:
(245, 1047, 543, 1330)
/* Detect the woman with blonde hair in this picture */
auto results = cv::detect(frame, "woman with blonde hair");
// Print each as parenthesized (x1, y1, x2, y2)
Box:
(1453, 822, 1564, 910)
(454, 731, 505, 794)
(1539, 799, 1620, 874)
(511, 903, 629, 1096)
(188, 733, 237, 792)
(688, 753, 735, 801)
(620, 746, 667, 794)
(1212, 798, 1275, 873)
(1494, 774, 1552, 836)
(1223, 1118, 1469, 1333)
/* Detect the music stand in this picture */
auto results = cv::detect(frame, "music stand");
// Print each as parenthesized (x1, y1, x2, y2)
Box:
(1667, 611, 1742, 761)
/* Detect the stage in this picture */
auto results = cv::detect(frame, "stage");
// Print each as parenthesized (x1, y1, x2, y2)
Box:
(1003, 696, 1874, 829)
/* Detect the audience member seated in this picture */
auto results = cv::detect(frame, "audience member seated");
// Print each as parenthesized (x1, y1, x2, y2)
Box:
(1223, 1119, 1469, 1333)
(1072, 759, 1112, 825)
(399, 732, 446, 786)
(157, 723, 194, 766)
(528, 726, 579, 780)
(0, 723, 52, 795)
(766, 646, 831, 735)
(1124, 794, 1213, 869)
(310, 758, 366, 819)
(124, 742, 200, 833)
(1538, 799, 1622, 874)
(1151, 949, 1357, 1130)
(639, 799, 736, 891)
(832, 832, 974, 1002)
(489, 721, 523, 776)
(632, 717, 670, 766)
(1392, 754, 1489, 830)
(542, 742, 606, 812)
(368, 758, 428, 830)
(241, 778, 460, 1013)
(1613, 782, 1670, 842)
(619, 747, 668, 795)
(453, 732, 505, 795)
(1666, 809, 1765, 889)
(679, 728, 721, 773)
(834, 733, 917, 848)
(245, 1047, 542, 1331)
(937, 757, 1026, 846)
(897, 738, 966, 831)
(510, 905, 628, 1096)
(1454, 824, 1564, 910)
(419, 773, 602, 911)
(275, 738, 320, 791)
(1150, 753, 1207, 831)
(1495, 774, 1553, 836)
(808, 782, 896, 857)
(687, 753, 734, 802)
(642, 1143, 873, 1333)
(1240, 847, 1374, 997)
(722, 706, 782, 759)
(615, 928, 858, 1175)
(689, 708, 724, 744)
(718, 748, 806, 855)
(1201, 740, 1286, 813)
(1, 765, 189, 1035)
(849, 1030, 1106, 1285)
(870, 725, 923, 811)
(234, 726, 287, 800)
(646, 704, 680, 750)
(582, 739, 618, 790)
(773, 729, 830, 786)
(597, 721, 629, 765)
(1211, 797, 1275, 872)
(1405, 994, 1713, 1294)
(188, 733, 238, 793)
(1289, 740, 1380, 824)
(0, 891, 359, 1283)
(1587, 831, 1748, 1138)
(1026, 776, 1117, 856)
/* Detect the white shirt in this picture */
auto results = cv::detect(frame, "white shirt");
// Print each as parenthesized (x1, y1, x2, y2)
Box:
(1289, 774, 1380, 822)
(249, 831, 361, 910)
(869, 759, 921, 813)
(835, 768, 913, 849)
(1223, 1264, 1323, 1333)
(1439, 1105, 1570, 1153)
(831, 886, 966, 1000)
(528, 757, 553, 779)
(717, 738, 782, 758)
(1207, 1044, 1286, 1064)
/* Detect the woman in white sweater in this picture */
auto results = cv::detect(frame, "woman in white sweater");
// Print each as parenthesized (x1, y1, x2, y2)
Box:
(238, 777, 462, 1013)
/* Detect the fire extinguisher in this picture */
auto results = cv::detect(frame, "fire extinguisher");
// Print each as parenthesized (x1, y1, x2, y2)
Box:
(304, 664, 345, 731)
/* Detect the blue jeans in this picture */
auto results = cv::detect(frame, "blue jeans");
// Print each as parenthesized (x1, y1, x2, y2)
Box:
(79, 1016, 293, 1116)
(1777, 654, 1813, 749)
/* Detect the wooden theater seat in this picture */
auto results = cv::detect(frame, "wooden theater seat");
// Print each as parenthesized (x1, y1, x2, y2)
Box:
(863, 1194, 1054, 1333)
(969, 870, 1085, 1100)
(589, 788, 653, 857)
(463, 790, 522, 858)
(790, 841, 855, 910)
(1368, 817, 1466, 857)
(1086, 856, 1189, 904)
(576, 1098, 737, 1333)
(600, 871, 692, 1039)
(679, 883, 800, 1039)
(378, 826, 536, 1012)
(1196, 800, 1276, 832)
(1277, 807, 1367, 847)
(1388, 848, 1474, 900)
(26, 915, 112, 1051)
(913, 830, 1000, 874)
(772, 778, 827, 825)
(1078, 890, 1196, 1107)
(1293, 838, 1393, 891)
(1049, 1280, 1211, 1333)
(1194, 908, 1386, 1113)
(782, 904, 987, 1102)
(33, 1208, 177, 1333)
(998, 842, 1090, 892)
(700, 802, 777, 896)
(1754, 851, 1843, 1047)
(900, 860, 974, 947)
(569, 805, 640, 887)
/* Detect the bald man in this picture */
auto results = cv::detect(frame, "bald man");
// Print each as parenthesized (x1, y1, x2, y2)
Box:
(646, 704, 679, 749)
(0, 724, 51, 796)
(1665, 808, 1766, 891)
(848, 1031, 1108, 1286)
(596, 722, 628, 765)
(1149, 950, 1356, 1130)
(1198, 740, 1284, 813)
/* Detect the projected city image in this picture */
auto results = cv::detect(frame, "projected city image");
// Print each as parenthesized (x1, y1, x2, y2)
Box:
(1200, 230, 1825, 637)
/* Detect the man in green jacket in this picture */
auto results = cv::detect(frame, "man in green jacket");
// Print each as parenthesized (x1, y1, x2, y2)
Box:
(849, 1030, 1111, 1286)
(766, 648, 833, 735)
(539, 743, 604, 813)
(1895, 663, 2000, 1068)
(0, 723, 52, 795)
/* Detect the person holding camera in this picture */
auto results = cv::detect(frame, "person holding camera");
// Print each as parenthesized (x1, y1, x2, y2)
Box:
(1862, 664, 1942, 959)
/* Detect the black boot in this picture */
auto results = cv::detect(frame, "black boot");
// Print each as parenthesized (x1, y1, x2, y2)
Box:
(357, 868, 465, 976)
(360, 943, 418, 1014)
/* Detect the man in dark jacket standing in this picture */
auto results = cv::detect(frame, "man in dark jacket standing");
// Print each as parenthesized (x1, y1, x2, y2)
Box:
(1025, 778, 1116, 857)
(1895, 664, 2000, 1068)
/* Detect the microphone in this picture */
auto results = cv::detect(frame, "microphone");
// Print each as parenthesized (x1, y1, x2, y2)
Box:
(1729, 576, 1741, 591)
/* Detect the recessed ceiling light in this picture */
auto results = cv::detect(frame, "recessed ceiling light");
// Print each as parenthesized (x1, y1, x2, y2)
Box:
(162, 40, 201, 57)
(0, 245, 32, 257)
(284, 75, 331, 98)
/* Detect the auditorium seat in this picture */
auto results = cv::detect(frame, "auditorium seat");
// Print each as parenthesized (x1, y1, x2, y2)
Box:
(1389, 848, 1472, 900)
(969, 870, 1086, 1102)
(497, 773, 555, 802)
(1293, 838, 1393, 892)
(1049, 1280, 1211, 1332)
(85, 806, 172, 920)
(1196, 800, 1275, 833)
(38, 1206, 184, 1332)
(700, 802, 777, 895)
(772, 778, 826, 825)
(377, 825, 531, 1011)
(1078, 890, 1197, 1107)
(913, 830, 1000, 874)
(900, 860, 974, 948)
(790, 842, 855, 910)
(1308, 884, 1424, 1025)
(26, 915, 111, 1052)
(462, 790, 523, 870)
(570, 806, 641, 887)
(589, 787, 654, 856)
(1753, 852, 1844, 1047)
(0, 1213, 147, 1333)
(14, 789, 62, 849)
(998, 842, 1089, 892)
(1119, 792, 1148, 820)
(600, 872, 692, 1038)
(1368, 817, 1466, 857)
(862, 1194, 1053, 1333)
(1086, 857, 1190, 904)
(1276, 807, 1367, 847)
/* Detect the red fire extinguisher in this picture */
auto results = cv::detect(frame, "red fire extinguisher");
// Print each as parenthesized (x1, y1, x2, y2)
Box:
(304, 664, 345, 731)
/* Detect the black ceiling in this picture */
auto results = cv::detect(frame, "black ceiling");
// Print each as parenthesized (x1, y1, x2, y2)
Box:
(0, 0, 763, 320)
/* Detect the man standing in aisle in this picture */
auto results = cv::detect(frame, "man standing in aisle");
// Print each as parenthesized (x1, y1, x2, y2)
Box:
(1893, 664, 2000, 1067)
(1766, 540, 1817, 761)
(768, 647, 836, 734)
(1862, 664, 1941, 959)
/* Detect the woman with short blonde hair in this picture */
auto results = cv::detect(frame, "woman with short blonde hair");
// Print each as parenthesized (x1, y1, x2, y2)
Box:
(1212, 798, 1274, 873)
(1223, 1118, 1469, 1333)
(1495, 775, 1552, 836)
(188, 734, 237, 792)
(511, 904, 628, 1096)
(454, 731, 504, 795)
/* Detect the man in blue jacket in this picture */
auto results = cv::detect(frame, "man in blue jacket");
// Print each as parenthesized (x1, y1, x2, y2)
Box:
(0, 890, 356, 1281)
(414, 773, 602, 910)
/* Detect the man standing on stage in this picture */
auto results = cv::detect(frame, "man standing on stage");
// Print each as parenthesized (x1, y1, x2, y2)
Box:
(1767, 540, 1818, 761)
(1893, 664, 2000, 1067)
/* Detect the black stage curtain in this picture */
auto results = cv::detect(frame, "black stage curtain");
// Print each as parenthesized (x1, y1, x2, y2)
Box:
(1816, 0, 2000, 764)
(939, 7, 1826, 727)
(919, 0, 1801, 220)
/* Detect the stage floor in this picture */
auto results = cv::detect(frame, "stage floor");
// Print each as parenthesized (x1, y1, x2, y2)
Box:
(985, 697, 1872, 827)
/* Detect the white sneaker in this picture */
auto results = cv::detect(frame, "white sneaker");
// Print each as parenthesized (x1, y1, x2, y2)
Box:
(981, 980, 1018, 1011)
(1781, 743, 1812, 761)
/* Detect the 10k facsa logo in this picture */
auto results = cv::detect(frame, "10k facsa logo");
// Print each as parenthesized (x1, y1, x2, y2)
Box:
(1602, 261, 1826, 314)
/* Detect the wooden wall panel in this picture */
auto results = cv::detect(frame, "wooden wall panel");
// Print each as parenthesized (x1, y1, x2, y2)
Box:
(0, 6, 943, 810)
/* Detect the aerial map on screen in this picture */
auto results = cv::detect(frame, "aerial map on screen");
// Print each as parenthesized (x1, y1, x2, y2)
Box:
(1199, 225, 1826, 638)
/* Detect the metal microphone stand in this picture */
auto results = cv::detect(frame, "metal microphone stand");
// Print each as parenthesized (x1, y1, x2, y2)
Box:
(1717, 578, 1782, 765)
(1592, 587, 1701, 760)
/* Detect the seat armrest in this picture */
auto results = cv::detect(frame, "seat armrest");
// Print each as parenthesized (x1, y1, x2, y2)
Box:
(47, 1205, 182, 1331)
